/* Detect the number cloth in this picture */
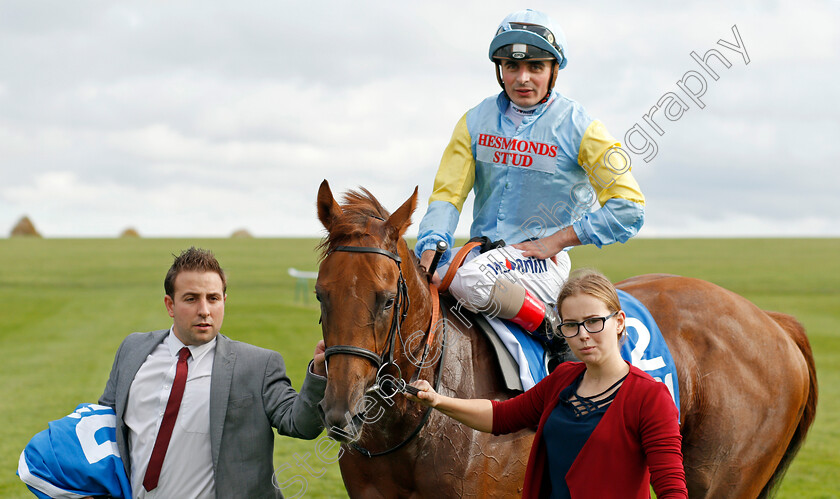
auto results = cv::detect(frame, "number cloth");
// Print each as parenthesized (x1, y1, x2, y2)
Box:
(617, 289, 680, 415)
(17, 403, 132, 499)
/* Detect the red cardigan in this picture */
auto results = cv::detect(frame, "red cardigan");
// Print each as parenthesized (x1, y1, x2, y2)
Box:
(492, 362, 687, 498)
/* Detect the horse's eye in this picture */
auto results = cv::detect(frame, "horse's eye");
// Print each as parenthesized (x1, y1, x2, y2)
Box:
(384, 297, 395, 310)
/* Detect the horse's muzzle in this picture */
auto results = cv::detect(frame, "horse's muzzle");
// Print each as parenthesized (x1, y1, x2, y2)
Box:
(321, 405, 366, 443)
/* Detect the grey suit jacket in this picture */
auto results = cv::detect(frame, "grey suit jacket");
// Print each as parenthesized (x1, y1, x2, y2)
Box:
(99, 329, 326, 498)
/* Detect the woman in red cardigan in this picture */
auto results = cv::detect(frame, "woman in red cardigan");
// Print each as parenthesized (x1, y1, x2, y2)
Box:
(410, 269, 687, 498)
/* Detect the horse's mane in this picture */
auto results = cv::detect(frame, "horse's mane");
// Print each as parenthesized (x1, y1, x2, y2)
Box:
(318, 188, 392, 260)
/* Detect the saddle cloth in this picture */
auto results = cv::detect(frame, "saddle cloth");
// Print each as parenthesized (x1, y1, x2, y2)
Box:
(18, 403, 132, 499)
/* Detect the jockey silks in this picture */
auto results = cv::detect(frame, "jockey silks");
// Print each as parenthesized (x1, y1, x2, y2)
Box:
(415, 90, 646, 265)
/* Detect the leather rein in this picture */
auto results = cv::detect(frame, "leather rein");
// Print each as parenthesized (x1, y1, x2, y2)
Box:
(323, 244, 446, 457)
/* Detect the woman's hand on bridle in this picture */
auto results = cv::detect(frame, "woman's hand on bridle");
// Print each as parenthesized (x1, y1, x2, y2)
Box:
(407, 380, 440, 407)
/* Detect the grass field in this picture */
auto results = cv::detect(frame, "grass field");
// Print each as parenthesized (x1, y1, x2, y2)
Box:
(1, 237, 838, 498)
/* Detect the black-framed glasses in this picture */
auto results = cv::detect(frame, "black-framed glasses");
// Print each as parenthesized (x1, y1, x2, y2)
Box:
(558, 311, 619, 338)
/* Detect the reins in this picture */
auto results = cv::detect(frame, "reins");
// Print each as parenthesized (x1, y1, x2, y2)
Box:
(353, 305, 447, 458)
(438, 240, 482, 293)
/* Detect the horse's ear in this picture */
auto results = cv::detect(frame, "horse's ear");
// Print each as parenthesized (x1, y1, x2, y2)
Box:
(317, 180, 343, 230)
(385, 186, 418, 240)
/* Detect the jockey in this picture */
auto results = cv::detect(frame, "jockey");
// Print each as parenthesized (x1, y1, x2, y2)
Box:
(415, 9, 646, 373)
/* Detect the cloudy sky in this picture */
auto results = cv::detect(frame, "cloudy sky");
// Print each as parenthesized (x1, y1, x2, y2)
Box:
(1, 0, 838, 238)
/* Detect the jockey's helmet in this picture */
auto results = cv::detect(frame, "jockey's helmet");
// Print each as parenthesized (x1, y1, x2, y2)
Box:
(489, 9, 567, 95)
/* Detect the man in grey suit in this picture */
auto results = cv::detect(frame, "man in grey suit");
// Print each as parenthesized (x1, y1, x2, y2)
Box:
(99, 247, 327, 498)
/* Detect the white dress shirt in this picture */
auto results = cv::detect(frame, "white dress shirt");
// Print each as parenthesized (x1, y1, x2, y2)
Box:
(126, 329, 216, 499)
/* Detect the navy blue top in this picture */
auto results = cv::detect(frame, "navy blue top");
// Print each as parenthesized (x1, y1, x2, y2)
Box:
(542, 372, 627, 499)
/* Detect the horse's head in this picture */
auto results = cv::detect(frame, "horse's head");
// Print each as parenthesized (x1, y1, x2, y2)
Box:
(315, 180, 429, 442)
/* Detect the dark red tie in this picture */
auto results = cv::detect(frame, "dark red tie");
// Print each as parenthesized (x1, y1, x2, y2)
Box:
(143, 346, 191, 491)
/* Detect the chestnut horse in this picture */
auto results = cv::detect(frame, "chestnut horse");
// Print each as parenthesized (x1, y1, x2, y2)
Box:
(314, 181, 817, 499)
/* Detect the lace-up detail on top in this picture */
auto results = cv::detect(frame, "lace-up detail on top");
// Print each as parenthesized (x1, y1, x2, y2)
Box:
(566, 373, 628, 418)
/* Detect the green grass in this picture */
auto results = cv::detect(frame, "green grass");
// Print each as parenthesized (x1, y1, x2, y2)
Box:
(1, 237, 837, 498)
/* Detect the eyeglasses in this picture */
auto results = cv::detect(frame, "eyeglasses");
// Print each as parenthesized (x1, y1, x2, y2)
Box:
(558, 311, 619, 338)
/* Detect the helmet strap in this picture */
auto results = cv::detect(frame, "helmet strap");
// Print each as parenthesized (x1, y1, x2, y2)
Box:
(495, 61, 505, 91)
(549, 61, 558, 90)
(539, 61, 558, 104)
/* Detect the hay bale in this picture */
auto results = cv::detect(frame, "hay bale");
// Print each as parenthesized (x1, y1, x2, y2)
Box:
(120, 227, 140, 238)
(231, 229, 253, 238)
(10, 216, 42, 238)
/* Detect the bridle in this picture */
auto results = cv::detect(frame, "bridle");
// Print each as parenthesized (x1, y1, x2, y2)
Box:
(323, 245, 410, 374)
(322, 242, 447, 457)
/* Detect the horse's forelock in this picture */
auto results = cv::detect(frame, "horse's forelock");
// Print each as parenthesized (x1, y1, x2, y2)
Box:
(317, 188, 393, 260)
(342, 188, 390, 218)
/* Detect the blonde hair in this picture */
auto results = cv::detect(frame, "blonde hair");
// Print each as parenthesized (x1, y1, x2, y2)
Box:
(557, 269, 626, 340)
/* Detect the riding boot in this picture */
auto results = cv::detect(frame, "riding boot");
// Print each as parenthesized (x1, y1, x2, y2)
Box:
(506, 292, 574, 372)
(506, 288, 550, 334)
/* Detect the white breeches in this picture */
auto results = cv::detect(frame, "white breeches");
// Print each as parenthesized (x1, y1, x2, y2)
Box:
(442, 246, 571, 316)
